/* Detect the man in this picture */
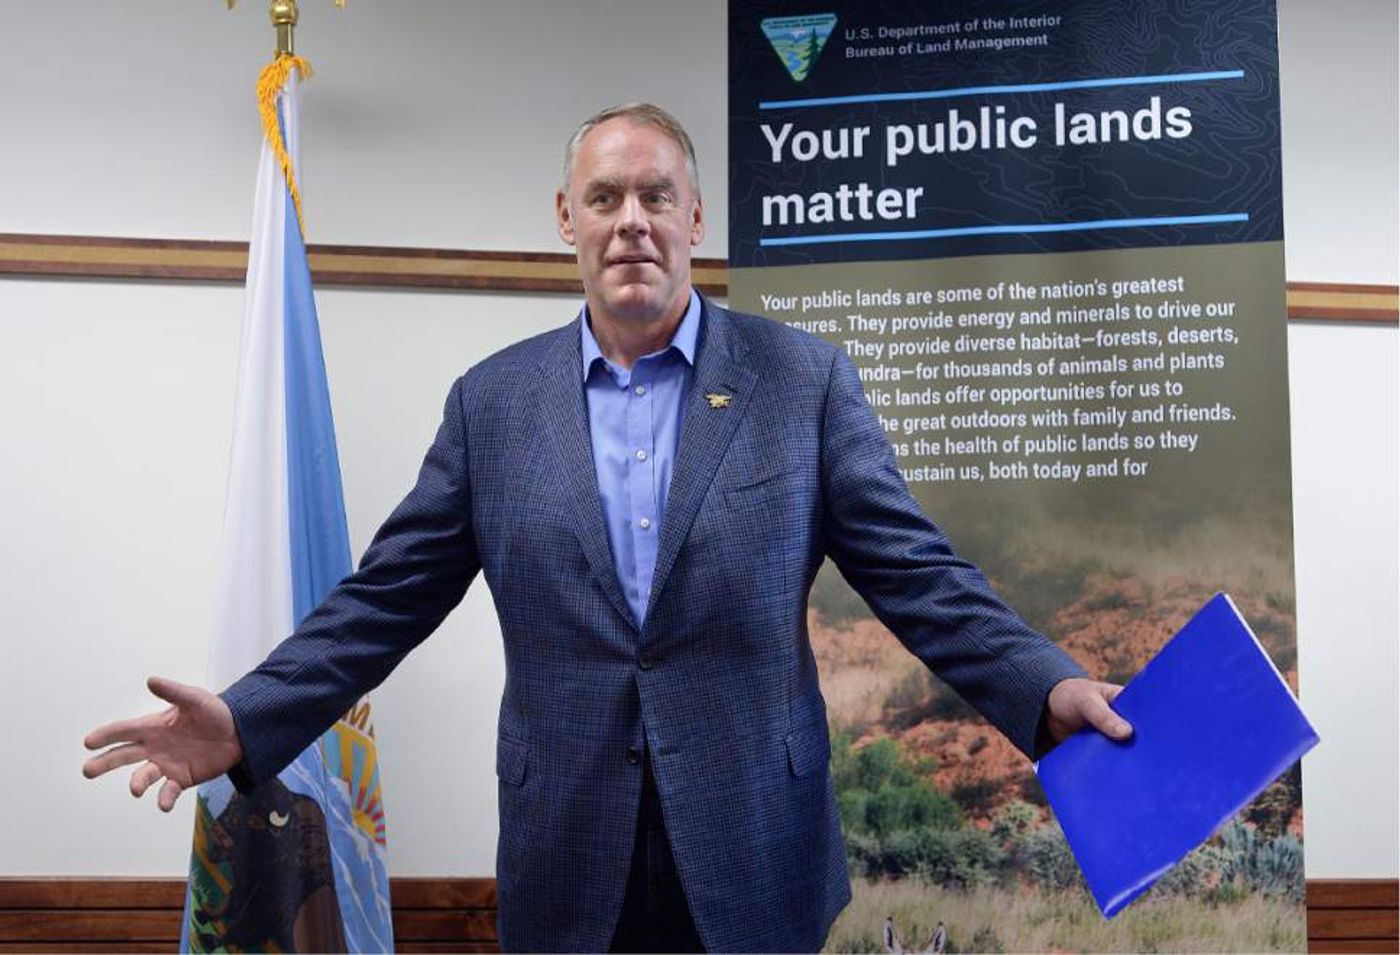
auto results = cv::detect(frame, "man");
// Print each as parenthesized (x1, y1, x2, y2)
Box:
(84, 103, 1130, 953)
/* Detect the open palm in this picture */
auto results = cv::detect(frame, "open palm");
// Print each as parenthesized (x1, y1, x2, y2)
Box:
(83, 676, 244, 812)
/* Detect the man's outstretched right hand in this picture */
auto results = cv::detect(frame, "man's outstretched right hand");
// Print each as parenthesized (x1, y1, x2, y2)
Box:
(82, 676, 244, 813)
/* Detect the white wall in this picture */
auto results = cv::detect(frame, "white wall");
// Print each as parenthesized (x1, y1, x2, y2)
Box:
(1277, 0, 1399, 880)
(0, 0, 1394, 879)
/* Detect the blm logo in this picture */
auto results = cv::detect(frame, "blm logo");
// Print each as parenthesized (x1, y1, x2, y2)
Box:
(761, 14, 837, 82)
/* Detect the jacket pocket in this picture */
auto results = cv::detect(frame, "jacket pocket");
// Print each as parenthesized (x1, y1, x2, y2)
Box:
(496, 735, 528, 787)
(722, 471, 801, 516)
(722, 464, 792, 491)
(785, 727, 832, 778)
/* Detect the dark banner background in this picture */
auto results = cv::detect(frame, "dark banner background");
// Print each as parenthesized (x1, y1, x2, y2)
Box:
(729, 0, 1283, 266)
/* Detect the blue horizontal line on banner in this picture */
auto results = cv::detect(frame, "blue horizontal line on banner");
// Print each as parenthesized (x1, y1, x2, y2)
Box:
(757, 70, 1245, 110)
(757, 213, 1250, 247)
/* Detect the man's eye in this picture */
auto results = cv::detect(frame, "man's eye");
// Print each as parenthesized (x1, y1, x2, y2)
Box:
(645, 192, 674, 205)
(589, 193, 617, 207)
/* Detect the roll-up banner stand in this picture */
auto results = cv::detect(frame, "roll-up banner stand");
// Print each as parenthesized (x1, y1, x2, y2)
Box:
(729, 2, 1305, 950)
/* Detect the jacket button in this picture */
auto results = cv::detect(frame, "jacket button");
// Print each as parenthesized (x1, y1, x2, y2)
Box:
(625, 747, 642, 765)
(639, 654, 657, 671)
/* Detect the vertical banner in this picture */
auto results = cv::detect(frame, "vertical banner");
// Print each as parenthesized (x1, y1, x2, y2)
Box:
(729, 1, 1304, 951)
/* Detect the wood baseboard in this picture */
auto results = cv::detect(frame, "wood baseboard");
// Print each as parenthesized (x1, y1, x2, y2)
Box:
(1309, 880, 1400, 954)
(0, 877, 495, 953)
(0, 877, 1394, 952)
(1, 233, 1395, 324)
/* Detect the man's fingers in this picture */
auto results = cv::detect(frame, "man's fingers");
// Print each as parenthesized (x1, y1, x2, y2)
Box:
(157, 779, 184, 813)
(82, 743, 148, 779)
(146, 675, 198, 708)
(84, 716, 152, 751)
(129, 761, 164, 798)
(1083, 689, 1132, 739)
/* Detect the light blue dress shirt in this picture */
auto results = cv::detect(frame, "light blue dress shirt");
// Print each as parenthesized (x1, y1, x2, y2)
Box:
(580, 289, 701, 627)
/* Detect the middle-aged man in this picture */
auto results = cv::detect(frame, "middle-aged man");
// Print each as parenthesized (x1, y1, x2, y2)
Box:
(85, 103, 1131, 953)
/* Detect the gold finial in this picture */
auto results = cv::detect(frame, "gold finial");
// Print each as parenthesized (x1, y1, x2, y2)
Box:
(270, 0, 298, 57)
(223, 0, 346, 57)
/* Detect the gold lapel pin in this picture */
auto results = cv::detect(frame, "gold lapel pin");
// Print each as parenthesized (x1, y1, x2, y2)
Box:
(704, 392, 733, 409)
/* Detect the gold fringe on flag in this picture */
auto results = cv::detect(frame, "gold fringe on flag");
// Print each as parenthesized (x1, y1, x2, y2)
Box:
(256, 55, 313, 236)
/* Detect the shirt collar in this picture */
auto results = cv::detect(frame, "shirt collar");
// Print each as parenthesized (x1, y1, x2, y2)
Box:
(580, 289, 701, 382)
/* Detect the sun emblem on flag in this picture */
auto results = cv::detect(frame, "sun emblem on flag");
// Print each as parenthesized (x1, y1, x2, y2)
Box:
(323, 709, 388, 846)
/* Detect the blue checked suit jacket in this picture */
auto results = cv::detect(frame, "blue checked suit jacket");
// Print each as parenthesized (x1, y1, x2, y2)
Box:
(220, 297, 1085, 953)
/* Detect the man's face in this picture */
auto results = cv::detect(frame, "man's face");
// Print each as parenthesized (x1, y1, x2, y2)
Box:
(557, 117, 705, 327)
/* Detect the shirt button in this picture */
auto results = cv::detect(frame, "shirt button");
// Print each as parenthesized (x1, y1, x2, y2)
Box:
(639, 654, 657, 671)
(634, 384, 646, 396)
(638, 517, 652, 530)
(636, 449, 648, 461)
(625, 747, 642, 765)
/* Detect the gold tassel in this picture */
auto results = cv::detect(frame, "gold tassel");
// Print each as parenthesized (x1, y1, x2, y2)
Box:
(255, 55, 313, 236)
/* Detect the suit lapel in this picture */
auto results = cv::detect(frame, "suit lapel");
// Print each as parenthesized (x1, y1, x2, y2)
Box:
(536, 322, 641, 634)
(646, 301, 757, 623)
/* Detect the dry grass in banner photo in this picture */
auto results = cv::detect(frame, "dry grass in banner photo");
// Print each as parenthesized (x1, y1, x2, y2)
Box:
(807, 507, 1306, 952)
(824, 878, 1306, 953)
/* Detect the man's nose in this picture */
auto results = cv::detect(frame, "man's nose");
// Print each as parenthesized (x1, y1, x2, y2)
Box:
(615, 193, 650, 236)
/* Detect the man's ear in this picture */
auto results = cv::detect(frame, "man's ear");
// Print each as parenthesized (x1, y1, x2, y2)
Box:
(557, 190, 576, 246)
(690, 195, 705, 247)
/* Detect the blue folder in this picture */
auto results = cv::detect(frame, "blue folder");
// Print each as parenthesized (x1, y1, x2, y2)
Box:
(1035, 592, 1319, 918)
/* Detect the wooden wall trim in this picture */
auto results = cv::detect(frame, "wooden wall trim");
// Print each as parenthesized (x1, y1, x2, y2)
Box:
(0, 233, 727, 298)
(1, 877, 1394, 952)
(1287, 282, 1400, 324)
(0, 877, 498, 951)
(2, 232, 1395, 324)
(1308, 879, 1400, 954)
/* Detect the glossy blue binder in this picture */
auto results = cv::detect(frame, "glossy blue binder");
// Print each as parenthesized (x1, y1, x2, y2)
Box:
(1035, 592, 1319, 918)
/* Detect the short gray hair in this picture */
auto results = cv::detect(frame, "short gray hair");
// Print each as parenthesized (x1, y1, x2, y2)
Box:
(562, 102, 701, 197)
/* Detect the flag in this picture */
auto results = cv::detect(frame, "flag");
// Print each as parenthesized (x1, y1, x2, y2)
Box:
(179, 56, 394, 953)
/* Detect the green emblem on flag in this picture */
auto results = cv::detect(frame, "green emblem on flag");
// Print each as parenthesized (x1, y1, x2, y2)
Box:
(761, 14, 837, 82)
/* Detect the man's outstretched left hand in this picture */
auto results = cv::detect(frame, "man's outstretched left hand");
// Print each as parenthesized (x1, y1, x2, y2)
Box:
(1042, 677, 1133, 750)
